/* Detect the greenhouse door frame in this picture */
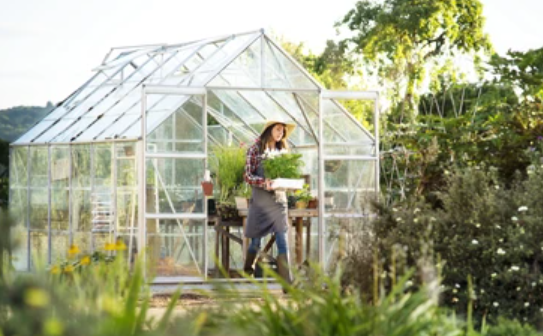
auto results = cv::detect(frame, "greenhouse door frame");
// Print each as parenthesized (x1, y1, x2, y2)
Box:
(317, 90, 379, 266)
(139, 85, 209, 281)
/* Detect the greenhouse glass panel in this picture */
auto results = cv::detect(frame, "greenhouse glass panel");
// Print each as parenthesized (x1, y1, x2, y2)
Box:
(322, 99, 373, 143)
(209, 90, 264, 124)
(147, 219, 205, 277)
(10, 146, 28, 187)
(93, 144, 113, 189)
(75, 115, 118, 141)
(145, 158, 205, 215)
(15, 120, 55, 144)
(30, 231, 48, 270)
(33, 119, 75, 143)
(263, 38, 318, 89)
(50, 233, 70, 264)
(148, 97, 204, 154)
(51, 146, 70, 232)
(208, 36, 262, 87)
(99, 113, 141, 140)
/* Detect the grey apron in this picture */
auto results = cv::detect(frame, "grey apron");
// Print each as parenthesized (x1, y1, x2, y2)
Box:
(245, 161, 288, 238)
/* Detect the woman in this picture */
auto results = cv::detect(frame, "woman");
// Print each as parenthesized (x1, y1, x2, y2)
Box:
(243, 119, 296, 285)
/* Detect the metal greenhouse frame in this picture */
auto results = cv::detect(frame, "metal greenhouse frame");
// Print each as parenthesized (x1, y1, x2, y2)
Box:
(9, 29, 379, 283)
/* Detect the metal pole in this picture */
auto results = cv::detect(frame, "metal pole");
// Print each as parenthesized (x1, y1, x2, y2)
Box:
(374, 95, 380, 197)
(90, 144, 95, 252)
(261, 32, 265, 87)
(112, 142, 118, 244)
(203, 92, 209, 280)
(317, 92, 325, 268)
(47, 146, 52, 264)
(139, 87, 148, 277)
(26, 146, 31, 271)
(69, 145, 73, 245)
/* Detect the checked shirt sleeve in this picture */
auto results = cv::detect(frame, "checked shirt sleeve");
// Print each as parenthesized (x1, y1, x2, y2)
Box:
(244, 144, 266, 188)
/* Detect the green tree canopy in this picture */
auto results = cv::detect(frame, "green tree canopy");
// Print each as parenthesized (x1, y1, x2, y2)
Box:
(337, 0, 492, 121)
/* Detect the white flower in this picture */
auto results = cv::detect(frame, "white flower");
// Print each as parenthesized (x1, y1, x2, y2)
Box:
(472, 239, 479, 245)
(532, 282, 537, 287)
(413, 218, 419, 223)
(396, 217, 403, 222)
(497, 248, 506, 255)
(455, 283, 460, 289)
(430, 217, 436, 222)
(518, 206, 528, 212)
(491, 273, 497, 278)
(512, 216, 518, 222)
(414, 208, 420, 214)
(392, 208, 398, 212)
(493, 302, 499, 307)
(511, 266, 520, 271)
(525, 302, 530, 307)
(495, 185, 500, 190)
(475, 223, 481, 228)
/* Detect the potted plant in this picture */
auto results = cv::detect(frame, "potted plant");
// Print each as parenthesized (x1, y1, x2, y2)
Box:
(294, 184, 313, 209)
(210, 144, 247, 220)
(234, 183, 252, 210)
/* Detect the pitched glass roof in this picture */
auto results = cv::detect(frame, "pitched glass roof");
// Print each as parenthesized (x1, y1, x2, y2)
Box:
(14, 30, 370, 148)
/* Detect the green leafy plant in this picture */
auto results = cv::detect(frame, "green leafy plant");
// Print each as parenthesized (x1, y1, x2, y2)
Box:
(210, 145, 247, 203)
(262, 152, 304, 180)
(294, 184, 313, 203)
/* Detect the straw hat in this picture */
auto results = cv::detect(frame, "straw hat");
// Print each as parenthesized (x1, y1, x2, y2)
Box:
(260, 119, 296, 140)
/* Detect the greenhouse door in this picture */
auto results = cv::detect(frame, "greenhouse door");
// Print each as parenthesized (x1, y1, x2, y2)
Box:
(140, 86, 208, 281)
(317, 90, 379, 269)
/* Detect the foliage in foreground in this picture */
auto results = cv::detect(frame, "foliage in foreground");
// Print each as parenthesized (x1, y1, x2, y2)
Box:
(0, 213, 540, 336)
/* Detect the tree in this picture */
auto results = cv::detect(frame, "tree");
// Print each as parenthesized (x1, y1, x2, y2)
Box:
(337, 0, 492, 122)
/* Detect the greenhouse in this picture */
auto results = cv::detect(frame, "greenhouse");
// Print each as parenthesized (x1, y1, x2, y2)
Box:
(9, 29, 379, 283)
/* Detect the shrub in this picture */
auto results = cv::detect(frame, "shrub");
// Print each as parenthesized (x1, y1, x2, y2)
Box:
(369, 165, 543, 327)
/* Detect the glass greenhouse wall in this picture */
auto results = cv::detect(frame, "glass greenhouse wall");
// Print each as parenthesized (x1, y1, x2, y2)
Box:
(10, 29, 379, 282)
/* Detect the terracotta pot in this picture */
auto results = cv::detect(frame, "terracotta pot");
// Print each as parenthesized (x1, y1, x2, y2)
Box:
(307, 199, 318, 209)
(201, 181, 214, 197)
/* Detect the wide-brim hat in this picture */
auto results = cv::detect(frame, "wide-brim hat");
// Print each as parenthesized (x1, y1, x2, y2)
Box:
(260, 119, 296, 140)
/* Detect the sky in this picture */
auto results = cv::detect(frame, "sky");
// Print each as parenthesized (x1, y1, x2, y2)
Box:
(0, 0, 542, 109)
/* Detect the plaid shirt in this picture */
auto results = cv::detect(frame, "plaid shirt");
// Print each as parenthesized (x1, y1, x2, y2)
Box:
(244, 138, 266, 188)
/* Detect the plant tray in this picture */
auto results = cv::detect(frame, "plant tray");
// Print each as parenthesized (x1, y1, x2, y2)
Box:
(271, 178, 305, 190)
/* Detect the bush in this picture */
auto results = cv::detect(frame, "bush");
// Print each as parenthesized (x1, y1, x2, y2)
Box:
(370, 165, 543, 327)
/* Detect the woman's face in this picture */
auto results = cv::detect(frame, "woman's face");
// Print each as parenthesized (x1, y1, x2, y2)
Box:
(271, 124, 285, 142)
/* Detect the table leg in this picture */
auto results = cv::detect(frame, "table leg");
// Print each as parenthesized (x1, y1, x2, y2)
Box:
(225, 225, 230, 273)
(305, 219, 311, 262)
(215, 223, 220, 276)
(295, 217, 303, 265)
(242, 217, 249, 260)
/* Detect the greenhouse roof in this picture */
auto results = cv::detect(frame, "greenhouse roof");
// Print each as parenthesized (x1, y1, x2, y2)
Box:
(14, 29, 373, 147)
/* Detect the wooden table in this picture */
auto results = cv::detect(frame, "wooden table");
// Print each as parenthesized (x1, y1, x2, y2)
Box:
(238, 208, 319, 266)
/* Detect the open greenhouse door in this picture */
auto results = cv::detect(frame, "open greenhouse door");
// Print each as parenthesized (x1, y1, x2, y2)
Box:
(317, 90, 379, 270)
(140, 86, 208, 282)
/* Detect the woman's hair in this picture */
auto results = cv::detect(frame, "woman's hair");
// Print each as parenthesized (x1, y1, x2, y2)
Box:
(259, 123, 288, 153)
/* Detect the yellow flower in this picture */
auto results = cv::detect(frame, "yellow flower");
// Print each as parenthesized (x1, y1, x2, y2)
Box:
(24, 288, 50, 308)
(50, 265, 60, 275)
(63, 265, 74, 273)
(115, 240, 127, 251)
(80, 256, 91, 266)
(68, 244, 80, 257)
(104, 243, 116, 251)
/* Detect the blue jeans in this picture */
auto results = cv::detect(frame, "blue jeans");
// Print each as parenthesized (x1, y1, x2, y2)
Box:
(248, 231, 288, 255)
